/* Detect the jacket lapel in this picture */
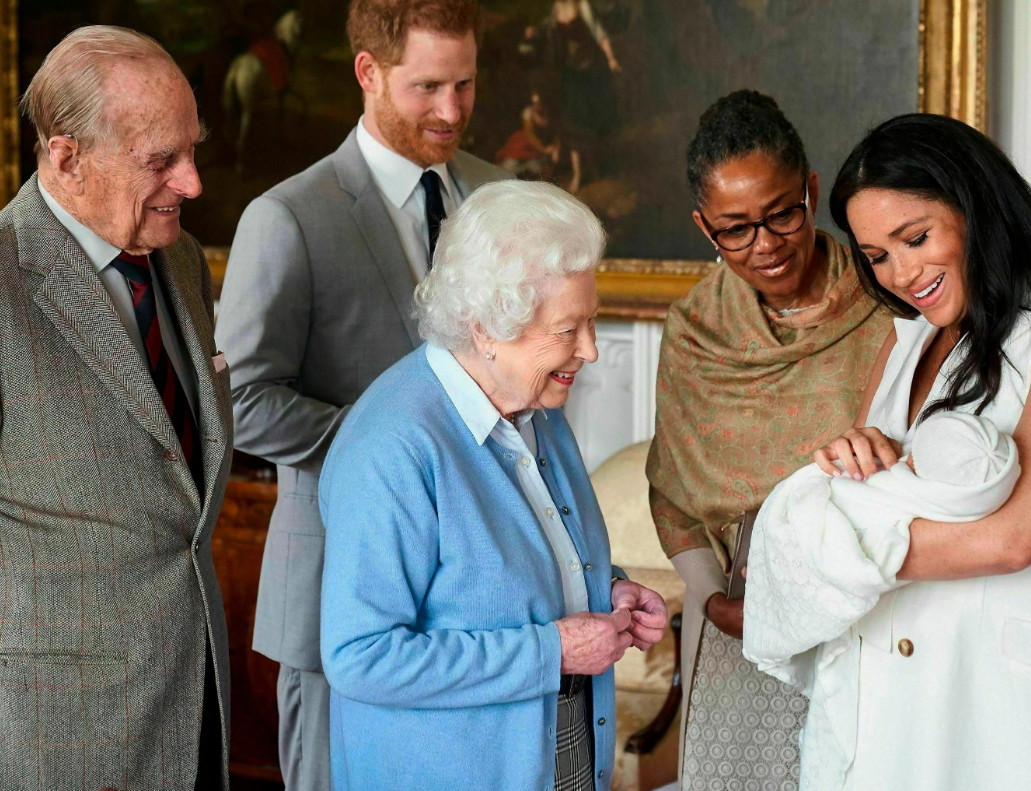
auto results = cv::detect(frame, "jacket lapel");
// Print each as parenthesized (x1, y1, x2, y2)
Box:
(447, 153, 475, 201)
(30, 233, 181, 456)
(334, 131, 421, 347)
(151, 242, 232, 517)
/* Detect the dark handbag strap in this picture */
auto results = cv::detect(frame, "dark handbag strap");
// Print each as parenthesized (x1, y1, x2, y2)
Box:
(726, 507, 760, 601)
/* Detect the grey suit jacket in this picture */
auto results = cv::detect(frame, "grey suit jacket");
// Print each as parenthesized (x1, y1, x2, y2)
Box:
(0, 175, 234, 790)
(215, 129, 510, 671)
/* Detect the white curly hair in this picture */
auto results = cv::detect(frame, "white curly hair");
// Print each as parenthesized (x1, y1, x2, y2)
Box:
(414, 180, 606, 351)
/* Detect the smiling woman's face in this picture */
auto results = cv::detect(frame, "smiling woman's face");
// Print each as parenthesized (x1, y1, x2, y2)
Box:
(846, 188, 968, 329)
(486, 270, 600, 414)
(693, 152, 820, 310)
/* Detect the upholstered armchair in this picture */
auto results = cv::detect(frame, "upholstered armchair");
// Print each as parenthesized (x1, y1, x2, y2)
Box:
(591, 441, 685, 791)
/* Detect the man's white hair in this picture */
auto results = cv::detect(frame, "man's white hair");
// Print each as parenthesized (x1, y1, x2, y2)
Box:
(414, 180, 606, 351)
(20, 25, 181, 157)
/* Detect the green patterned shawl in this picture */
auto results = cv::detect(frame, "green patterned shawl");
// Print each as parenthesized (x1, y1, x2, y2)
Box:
(646, 231, 893, 568)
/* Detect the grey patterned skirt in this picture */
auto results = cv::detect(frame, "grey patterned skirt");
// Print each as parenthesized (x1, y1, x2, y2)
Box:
(681, 621, 808, 791)
(555, 685, 594, 791)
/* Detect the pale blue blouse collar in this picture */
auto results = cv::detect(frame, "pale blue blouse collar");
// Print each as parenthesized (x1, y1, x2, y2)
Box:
(425, 344, 535, 446)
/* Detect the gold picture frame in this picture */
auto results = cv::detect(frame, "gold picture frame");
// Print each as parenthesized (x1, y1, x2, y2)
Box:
(0, 0, 988, 319)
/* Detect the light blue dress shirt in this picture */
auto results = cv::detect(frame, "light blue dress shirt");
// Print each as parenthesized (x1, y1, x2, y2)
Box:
(319, 345, 618, 791)
(37, 181, 199, 419)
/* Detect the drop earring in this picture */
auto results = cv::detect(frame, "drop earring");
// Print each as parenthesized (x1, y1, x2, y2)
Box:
(716, 253, 723, 264)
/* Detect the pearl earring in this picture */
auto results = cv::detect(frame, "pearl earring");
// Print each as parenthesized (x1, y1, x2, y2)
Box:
(485, 351, 494, 360)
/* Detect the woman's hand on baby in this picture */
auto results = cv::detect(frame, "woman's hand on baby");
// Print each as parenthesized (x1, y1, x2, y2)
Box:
(814, 426, 903, 481)
(556, 609, 634, 675)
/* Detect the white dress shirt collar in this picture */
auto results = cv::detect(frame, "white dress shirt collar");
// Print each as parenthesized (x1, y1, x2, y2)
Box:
(37, 180, 121, 273)
(426, 343, 535, 446)
(356, 116, 457, 209)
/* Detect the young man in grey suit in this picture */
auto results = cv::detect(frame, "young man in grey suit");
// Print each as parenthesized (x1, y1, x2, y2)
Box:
(1, 27, 233, 790)
(215, 1, 511, 787)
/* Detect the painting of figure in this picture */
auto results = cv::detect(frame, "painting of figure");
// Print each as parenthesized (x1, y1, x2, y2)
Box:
(18, 0, 921, 259)
(470, 0, 920, 259)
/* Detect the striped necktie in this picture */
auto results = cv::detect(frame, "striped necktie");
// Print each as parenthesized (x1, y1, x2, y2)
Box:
(109, 251, 203, 496)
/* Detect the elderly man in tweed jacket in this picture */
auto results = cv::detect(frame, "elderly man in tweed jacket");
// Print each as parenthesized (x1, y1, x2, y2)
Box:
(0, 27, 233, 791)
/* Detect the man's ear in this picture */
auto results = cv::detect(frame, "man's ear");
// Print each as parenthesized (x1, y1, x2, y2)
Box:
(46, 135, 85, 196)
(354, 51, 384, 96)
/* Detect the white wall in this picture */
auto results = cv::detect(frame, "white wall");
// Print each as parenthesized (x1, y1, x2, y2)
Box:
(991, 0, 1031, 175)
(563, 320, 663, 473)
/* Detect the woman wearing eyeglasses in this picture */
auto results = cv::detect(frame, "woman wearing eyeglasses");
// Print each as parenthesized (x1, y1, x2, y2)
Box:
(646, 90, 893, 789)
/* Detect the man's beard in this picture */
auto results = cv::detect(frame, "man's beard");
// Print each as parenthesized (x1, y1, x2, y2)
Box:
(376, 84, 468, 167)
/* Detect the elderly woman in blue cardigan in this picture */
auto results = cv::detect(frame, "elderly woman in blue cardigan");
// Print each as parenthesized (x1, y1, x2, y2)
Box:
(319, 180, 668, 791)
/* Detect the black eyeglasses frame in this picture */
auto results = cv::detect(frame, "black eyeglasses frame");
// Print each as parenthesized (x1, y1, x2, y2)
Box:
(700, 183, 810, 253)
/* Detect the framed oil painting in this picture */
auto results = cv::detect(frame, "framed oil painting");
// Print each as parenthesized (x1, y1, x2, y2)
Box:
(0, 0, 986, 315)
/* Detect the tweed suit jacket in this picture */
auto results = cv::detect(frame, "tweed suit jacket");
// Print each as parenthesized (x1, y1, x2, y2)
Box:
(0, 175, 234, 791)
(215, 129, 511, 671)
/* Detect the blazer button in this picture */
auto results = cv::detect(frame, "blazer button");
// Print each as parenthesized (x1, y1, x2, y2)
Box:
(898, 638, 914, 657)
(164, 450, 178, 461)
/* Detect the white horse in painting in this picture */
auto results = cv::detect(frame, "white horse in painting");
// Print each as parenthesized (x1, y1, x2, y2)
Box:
(223, 9, 303, 173)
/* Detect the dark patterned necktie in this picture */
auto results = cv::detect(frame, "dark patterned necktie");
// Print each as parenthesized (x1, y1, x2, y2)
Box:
(109, 251, 203, 496)
(420, 170, 447, 267)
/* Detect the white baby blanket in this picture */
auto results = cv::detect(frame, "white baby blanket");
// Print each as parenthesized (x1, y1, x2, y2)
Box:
(742, 416, 1019, 790)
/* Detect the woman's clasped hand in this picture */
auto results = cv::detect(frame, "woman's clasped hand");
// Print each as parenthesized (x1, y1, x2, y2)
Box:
(555, 580, 668, 675)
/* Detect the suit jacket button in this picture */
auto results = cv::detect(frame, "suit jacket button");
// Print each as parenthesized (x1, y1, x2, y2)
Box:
(164, 450, 178, 461)
(898, 638, 914, 657)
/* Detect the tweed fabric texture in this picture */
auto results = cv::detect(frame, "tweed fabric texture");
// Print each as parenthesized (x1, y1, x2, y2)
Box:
(556, 686, 595, 791)
(0, 176, 234, 790)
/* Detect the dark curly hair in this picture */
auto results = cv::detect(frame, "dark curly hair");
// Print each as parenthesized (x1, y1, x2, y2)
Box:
(830, 113, 1031, 420)
(686, 90, 810, 204)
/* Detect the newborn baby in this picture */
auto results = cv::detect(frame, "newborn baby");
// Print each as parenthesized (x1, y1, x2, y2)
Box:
(905, 411, 1015, 486)
(741, 411, 1020, 789)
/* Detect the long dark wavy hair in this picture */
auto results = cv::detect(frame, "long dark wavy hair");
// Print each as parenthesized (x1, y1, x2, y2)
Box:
(830, 113, 1031, 419)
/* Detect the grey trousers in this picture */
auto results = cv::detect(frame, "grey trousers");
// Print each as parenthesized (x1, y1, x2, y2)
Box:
(277, 664, 331, 791)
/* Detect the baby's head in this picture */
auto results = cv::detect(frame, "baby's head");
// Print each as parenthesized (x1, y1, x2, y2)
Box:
(908, 412, 1011, 485)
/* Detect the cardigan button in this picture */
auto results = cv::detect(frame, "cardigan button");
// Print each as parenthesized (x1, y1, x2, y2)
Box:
(539, 457, 547, 467)
(584, 563, 593, 571)
(598, 770, 605, 780)
(898, 638, 914, 657)
(597, 717, 606, 726)
(561, 506, 570, 515)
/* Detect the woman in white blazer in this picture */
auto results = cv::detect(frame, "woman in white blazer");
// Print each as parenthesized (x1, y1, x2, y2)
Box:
(809, 113, 1031, 790)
